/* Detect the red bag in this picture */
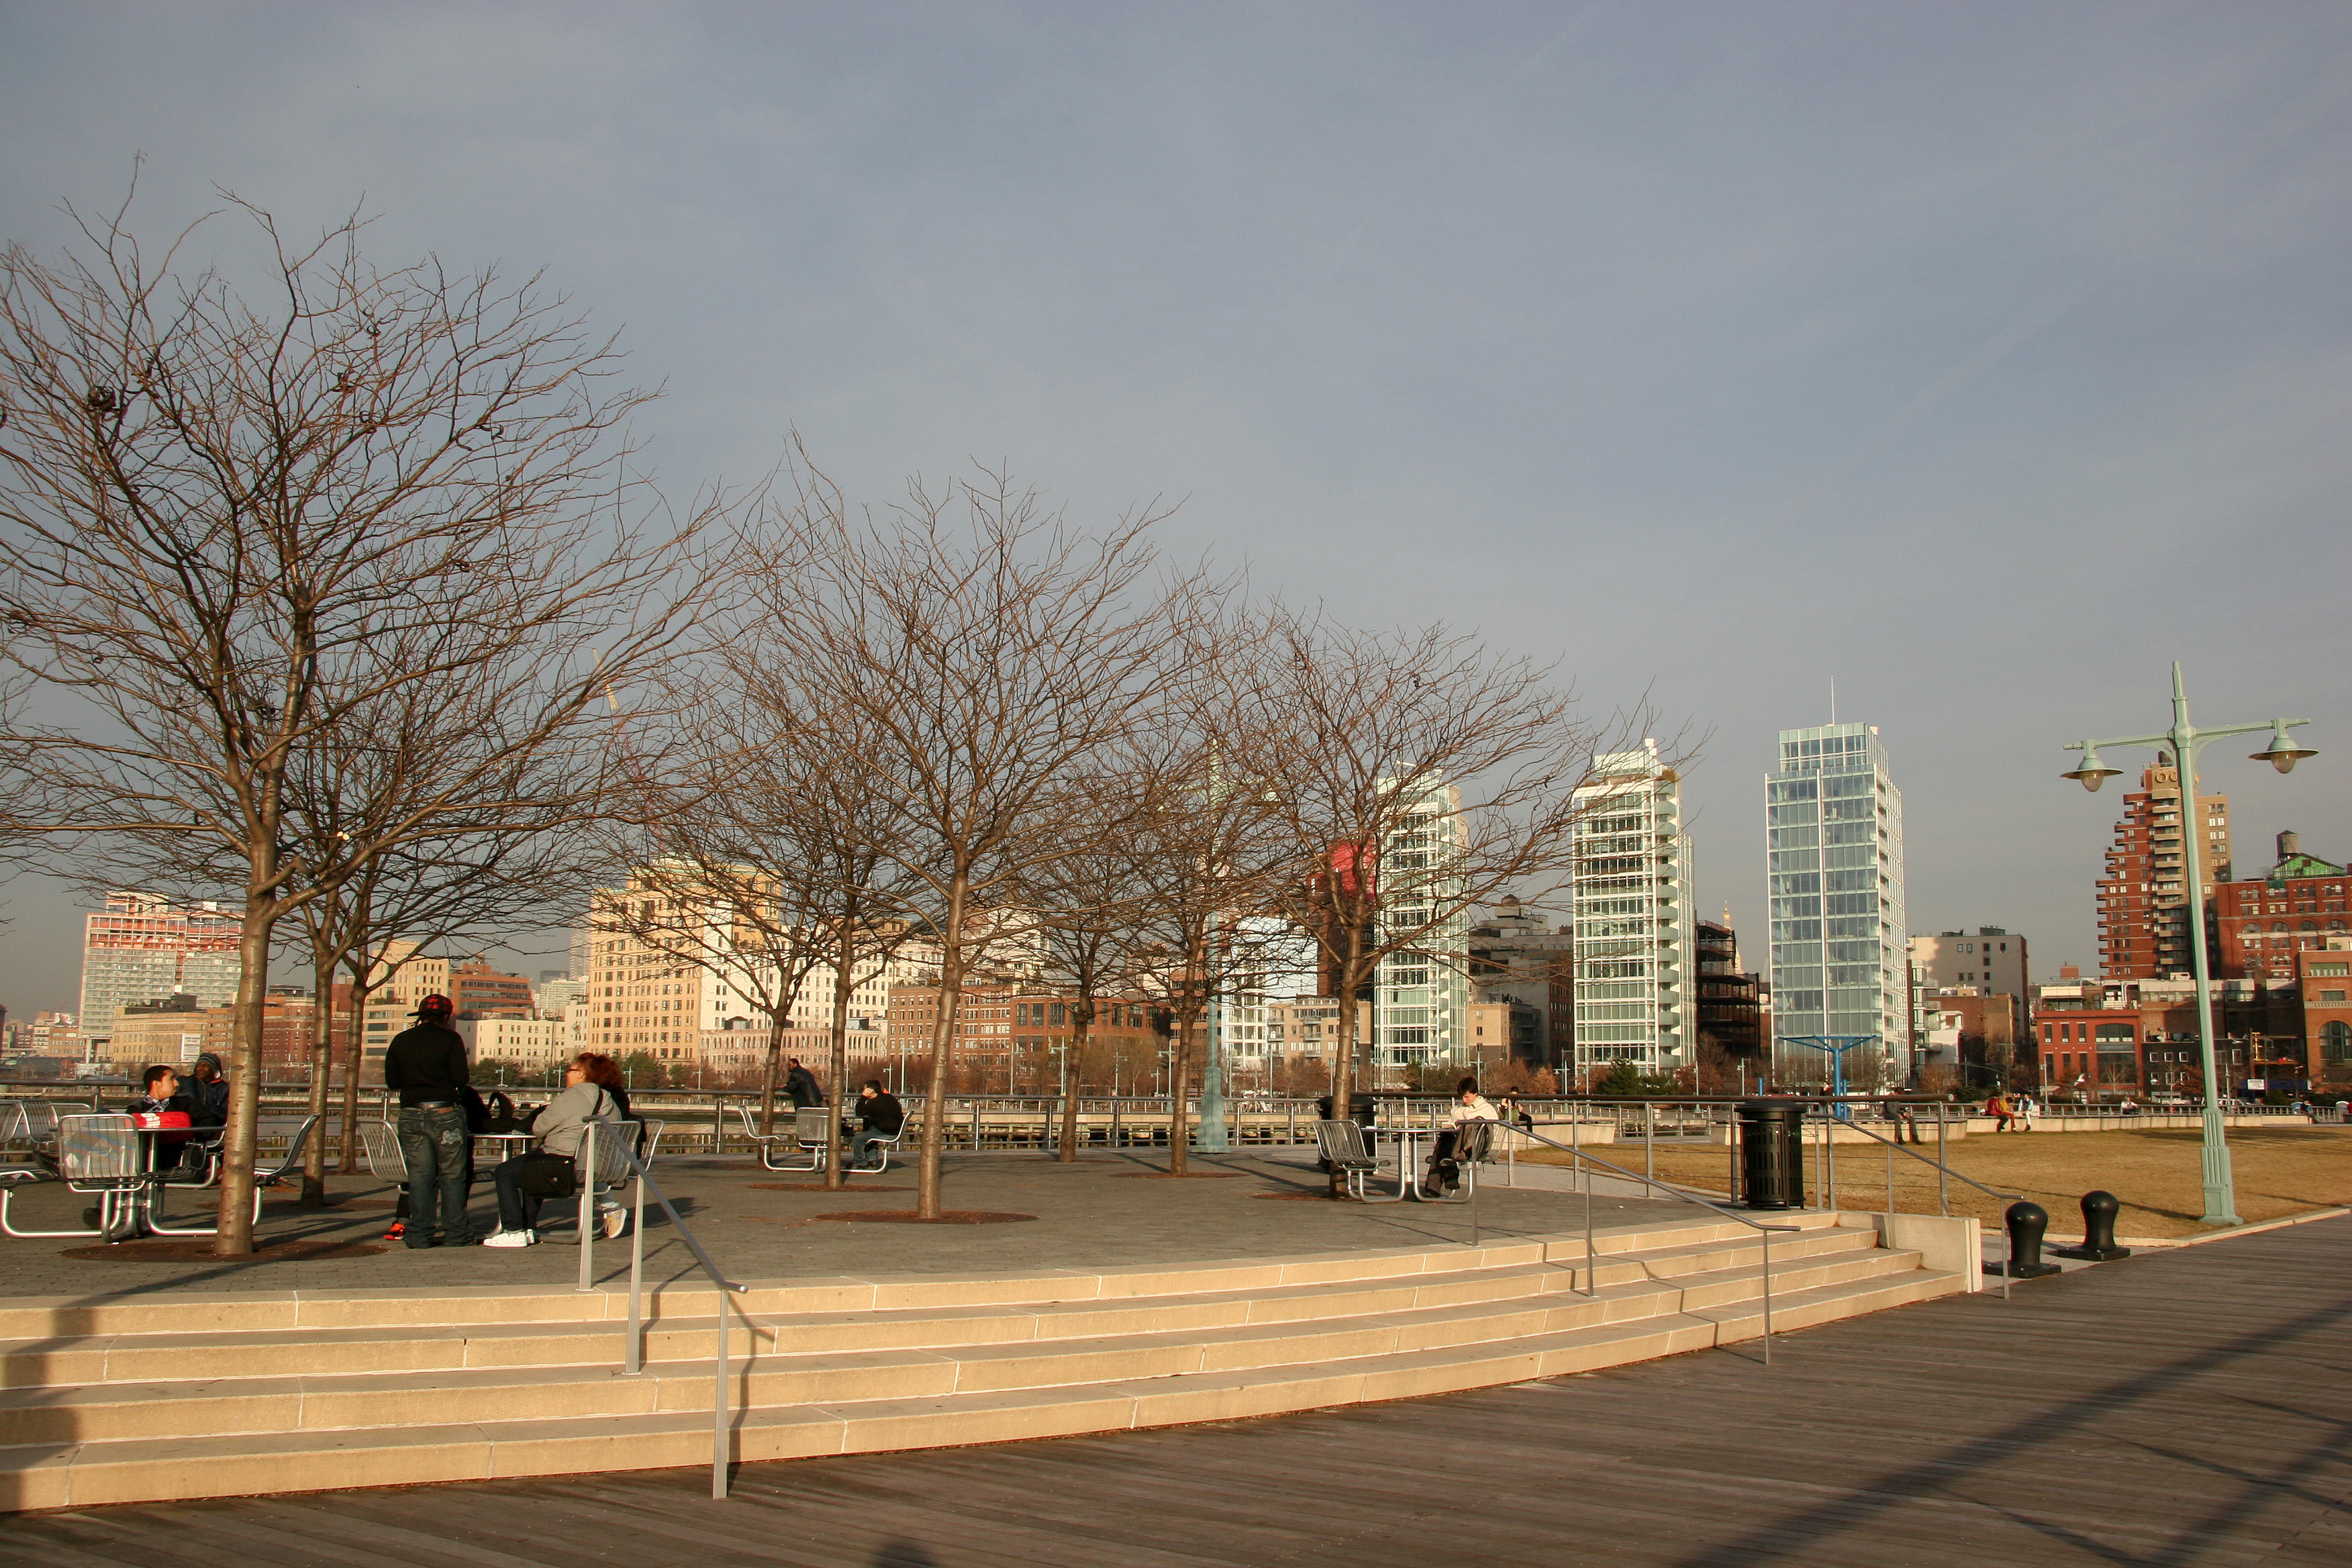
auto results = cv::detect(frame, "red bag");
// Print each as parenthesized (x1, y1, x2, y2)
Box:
(130, 1112, 191, 1130)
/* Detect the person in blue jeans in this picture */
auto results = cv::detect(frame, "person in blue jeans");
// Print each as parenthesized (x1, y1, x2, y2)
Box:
(382, 993, 478, 1248)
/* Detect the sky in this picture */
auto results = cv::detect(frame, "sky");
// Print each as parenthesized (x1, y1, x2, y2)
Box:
(1, 1, 2348, 1013)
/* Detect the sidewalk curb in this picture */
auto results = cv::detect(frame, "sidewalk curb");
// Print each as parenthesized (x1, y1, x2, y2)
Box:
(2116, 1206, 2350, 1250)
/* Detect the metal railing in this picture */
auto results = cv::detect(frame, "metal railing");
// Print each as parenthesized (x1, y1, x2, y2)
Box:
(575, 1117, 754, 1500)
(1504, 1123, 1802, 1365)
(1796, 1108, 2025, 1302)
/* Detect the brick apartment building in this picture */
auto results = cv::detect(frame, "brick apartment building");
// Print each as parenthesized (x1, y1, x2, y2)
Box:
(2032, 965, 2311, 1099)
(2210, 831, 2349, 980)
(2095, 760, 2231, 979)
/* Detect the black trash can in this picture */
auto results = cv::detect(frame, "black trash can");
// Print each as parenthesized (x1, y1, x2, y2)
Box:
(1738, 1099, 1806, 1210)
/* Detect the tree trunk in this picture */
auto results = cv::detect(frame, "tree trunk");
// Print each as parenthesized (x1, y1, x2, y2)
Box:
(1167, 1010, 1196, 1175)
(299, 946, 338, 1206)
(213, 884, 276, 1255)
(759, 1016, 787, 1138)
(916, 875, 970, 1220)
(1326, 922, 1365, 1196)
(823, 932, 855, 1190)
(336, 971, 371, 1174)
(1057, 994, 1093, 1163)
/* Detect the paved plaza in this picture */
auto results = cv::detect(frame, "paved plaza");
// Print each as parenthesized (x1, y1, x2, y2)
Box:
(0, 1149, 1686, 1298)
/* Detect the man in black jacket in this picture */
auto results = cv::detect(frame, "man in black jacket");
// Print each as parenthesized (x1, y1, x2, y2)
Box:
(846, 1079, 904, 1171)
(784, 1058, 824, 1110)
(382, 993, 477, 1248)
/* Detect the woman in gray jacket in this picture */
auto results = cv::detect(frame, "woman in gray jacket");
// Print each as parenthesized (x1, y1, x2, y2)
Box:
(483, 1054, 616, 1247)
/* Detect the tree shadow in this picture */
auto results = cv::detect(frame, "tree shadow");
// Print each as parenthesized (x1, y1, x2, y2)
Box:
(868, 1538, 940, 1567)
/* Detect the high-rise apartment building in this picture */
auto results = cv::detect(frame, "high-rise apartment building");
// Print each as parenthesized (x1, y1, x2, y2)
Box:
(1368, 780, 1471, 1072)
(77, 893, 242, 1054)
(1570, 740, 1695, 1077)
(1765, 724, 1908, 1078)
(2096, 758, 2230, 979)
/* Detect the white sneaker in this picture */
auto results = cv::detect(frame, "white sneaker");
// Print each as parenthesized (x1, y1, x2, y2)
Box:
(481, 1229, 537, 1248)
(601, 1205, 626, 1240)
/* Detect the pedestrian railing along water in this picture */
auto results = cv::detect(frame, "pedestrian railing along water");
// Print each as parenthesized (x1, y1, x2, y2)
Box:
(575, 1116, 754, 1500)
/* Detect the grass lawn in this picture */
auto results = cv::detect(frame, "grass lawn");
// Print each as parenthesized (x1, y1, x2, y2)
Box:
(1518, 1124, 2352, 1240)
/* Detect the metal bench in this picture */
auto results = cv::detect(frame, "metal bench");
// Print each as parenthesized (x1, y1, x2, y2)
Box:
(1314, 1118, 1404, 1203)
(0, 1114, 146, 1238)
(735, 1104, 834, 1172)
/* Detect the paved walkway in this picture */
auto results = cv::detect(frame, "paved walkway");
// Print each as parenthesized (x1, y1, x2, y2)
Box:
(2, 1214, 2337, 1564)
(0, 1150, 1687, 1297)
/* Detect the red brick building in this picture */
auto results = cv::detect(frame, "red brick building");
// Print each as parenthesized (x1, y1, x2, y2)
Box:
(2297, 947, 2352, 1091)
(2210, 831, 2349, 981)
(884, 983, 1159, 1093)
(2095, 760, 2231, 979)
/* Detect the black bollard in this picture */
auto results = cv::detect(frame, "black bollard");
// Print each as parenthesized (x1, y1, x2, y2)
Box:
(1986, 1199, 2063, 1278)
(2051, 1189, 2133, 1261)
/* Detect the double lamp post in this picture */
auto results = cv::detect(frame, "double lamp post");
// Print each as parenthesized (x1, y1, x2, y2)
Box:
(2060, 660, 2315, 1227)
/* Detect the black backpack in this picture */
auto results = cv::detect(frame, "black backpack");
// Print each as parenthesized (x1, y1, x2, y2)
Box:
(460, 1086, 519, 1134)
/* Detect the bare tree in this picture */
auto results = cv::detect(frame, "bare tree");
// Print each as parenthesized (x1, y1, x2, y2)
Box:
(597, 641, 930, 1186)
(0, 193, 715, 1253)
(1217, 605, 1645, 1188)
(748, 456, 1207, 1218)
(1106, 742, 1300, 1175)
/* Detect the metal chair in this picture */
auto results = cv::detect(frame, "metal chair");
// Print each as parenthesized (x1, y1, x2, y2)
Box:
(846, 1119, 904, 1174)
(358, 1119, 409, 1185)
(0, 1114, 144, 1238)
(569, 1118, 644, 1244)
(1418, 1118, 1495, 1204)
(1314, 1119, 1404, 1203)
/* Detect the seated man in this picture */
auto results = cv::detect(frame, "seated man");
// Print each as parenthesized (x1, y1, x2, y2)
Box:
(1424, 1076, 1500, 1197)
(846, 1079, 904, 1171)
(124, 1065, 195, 1173)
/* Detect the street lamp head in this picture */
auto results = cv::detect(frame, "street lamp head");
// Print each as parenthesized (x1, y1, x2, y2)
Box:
(2251, 722, 2316, 775)
(2062, 745, 2121, 792)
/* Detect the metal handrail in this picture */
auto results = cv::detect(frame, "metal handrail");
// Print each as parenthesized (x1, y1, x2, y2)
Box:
(1506, 1122, 1800, 1365)
(1798, 1108, 2024, 1300)
(576, 1118, 754, 1500)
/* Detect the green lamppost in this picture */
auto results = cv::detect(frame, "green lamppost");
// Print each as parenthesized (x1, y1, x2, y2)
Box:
(2059, 661, 2316, 1226)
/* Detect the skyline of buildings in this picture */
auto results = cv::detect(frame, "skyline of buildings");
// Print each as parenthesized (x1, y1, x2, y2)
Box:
(32, 712, 2344, 1095)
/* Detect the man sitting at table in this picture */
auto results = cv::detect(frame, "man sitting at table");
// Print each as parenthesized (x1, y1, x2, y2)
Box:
(845, 1080, 904, 1171)
(125, 1065, 195, 1173)
(1424, 1076, 1501, 1197)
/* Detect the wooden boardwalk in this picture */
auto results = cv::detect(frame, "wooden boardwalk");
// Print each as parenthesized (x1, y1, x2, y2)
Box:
(1, 1216, 2344, 1567)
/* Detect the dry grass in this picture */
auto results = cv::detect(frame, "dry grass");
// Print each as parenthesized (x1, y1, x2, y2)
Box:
(1517, 1125, 2352, 1239)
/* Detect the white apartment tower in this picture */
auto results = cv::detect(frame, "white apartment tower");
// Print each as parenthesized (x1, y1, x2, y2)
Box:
(1569, 741, 1696, 1077)
(1765, 722, 1909, 1080)
(1371, 779, 1471, 1071)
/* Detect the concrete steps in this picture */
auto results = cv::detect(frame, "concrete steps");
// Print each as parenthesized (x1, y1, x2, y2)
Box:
(0, 1211, 1971, 1510)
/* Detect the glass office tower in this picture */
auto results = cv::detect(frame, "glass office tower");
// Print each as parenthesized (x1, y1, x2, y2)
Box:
(1765, 724, 1909, 1081)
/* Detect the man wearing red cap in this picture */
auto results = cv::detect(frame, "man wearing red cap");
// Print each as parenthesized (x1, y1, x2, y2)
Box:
(382, 993, 478, 1248)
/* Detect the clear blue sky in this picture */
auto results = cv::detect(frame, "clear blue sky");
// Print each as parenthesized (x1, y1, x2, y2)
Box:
(2, 2, 2347, 1011)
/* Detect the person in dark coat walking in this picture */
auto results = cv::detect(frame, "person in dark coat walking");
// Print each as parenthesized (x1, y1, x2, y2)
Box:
(382, 993, 477, 1248)
(784, 1058, 825, 1110)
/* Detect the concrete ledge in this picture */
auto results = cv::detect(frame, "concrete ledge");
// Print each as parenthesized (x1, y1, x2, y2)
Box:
(1865, 1212, 1985, 1292)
